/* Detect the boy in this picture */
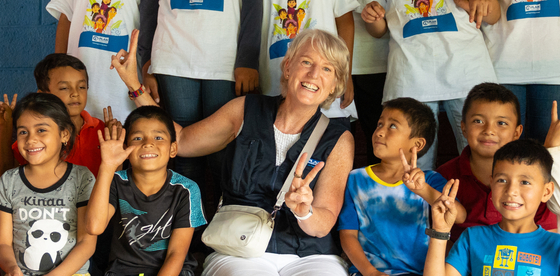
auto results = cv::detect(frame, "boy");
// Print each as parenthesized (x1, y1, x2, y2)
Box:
(424, 139, 560, 275)
(86, 106, 207, 275)
(437, 83, 557, 242)
(361, 0, 500, 170)
(0, 54, 112, 177)
(338, 97, 466, 275)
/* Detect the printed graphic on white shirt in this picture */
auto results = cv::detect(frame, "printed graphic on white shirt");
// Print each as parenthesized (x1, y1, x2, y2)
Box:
(78, 0, 129, 53)
(170, 0, 224, 11)
(269, 0, 316, 59)
(401, 0, 458, 38)
(506, 0, 560, 20)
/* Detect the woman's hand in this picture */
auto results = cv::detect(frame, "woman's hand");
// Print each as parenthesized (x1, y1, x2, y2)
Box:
(285, 153, 325, 217)
(110, 29, 142, 93)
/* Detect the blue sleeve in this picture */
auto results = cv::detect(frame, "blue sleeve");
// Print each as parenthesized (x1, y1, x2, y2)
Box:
(445, 229, 471, 276)
(338, 183, 360, 230)
(424, 170, 448, 193)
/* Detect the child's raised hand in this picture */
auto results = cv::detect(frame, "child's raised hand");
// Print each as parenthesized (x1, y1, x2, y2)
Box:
(97, 125, 135, 170)
(110, 29, 142, 93)
(103, 106, 123, 140)
(0, 94, 17, 126)
(285, 153, 325, 218)
(431, 179, 460, 232)
(400, 147, 427, 192)
(544, 101, 560, 148)
(361, 1, 386, 23)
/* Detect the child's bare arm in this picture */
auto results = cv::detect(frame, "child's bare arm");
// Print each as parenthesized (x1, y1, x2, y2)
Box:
(157, 227, 195, 276)
(340, 230, 388, 276)
(54, 13, 71, 53)
(361, 2, 388, 38)
(335, 12, 355, 109)
(454, 0, 500, 28)
(0, 212, 23, 276)
(0, 94, 17, 175)
(86, 126, 134, 235)
(424, 179, 462, 276)
(400, 148, 467, 223)
(544, 101, 560, 215)
(45, 207, 96, 276)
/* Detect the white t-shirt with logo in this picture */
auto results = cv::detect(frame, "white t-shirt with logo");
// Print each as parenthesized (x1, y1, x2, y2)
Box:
(148, 0, 242, 82)
(377, 0, 497, 102)
(46, 0, 140, 122)
(482, 0, 560, 85)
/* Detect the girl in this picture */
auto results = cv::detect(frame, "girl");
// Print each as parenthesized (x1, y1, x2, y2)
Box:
(0, 93, 96, 276)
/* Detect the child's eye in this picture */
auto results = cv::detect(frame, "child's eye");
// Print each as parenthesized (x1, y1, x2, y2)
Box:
(376, 122, 383, 128)
(390, 124, 397, 129)
(132, 137, 142, 141)
(496, 178, 507, 183)
(473, 119, 482, 124)
(498, 121, 508, 126)
(521, 180, 531, 185)
(18, 130, 28, 135)
(155, 136, 164, 140)
(37, 128, 46, 133)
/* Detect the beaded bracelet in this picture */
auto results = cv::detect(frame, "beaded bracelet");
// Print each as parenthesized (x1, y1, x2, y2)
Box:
(128, 85, 145, 100)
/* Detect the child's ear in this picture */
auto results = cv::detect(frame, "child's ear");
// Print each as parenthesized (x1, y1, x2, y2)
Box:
(61, 129, 70, 145)
(460, 121, 467, 138)
(513, 124, 523, 141)
(169, 141, 178, 158)
(542, 181, 555, 203)
(414, 137, 426, 153)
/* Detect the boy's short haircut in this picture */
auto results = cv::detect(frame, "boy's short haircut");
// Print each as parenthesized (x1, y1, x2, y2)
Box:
(123, 106, 177, 144)
(383, 97, 436, 158)
(462, 83, 521, 126)
(34, 53, 89, 92)
(493, 139, 553, 182)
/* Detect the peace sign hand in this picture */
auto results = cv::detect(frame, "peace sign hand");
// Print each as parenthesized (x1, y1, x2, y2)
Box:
(400, 147, 426, 192)
(285, 152, 325, 218)
(431, 179, 460, 233)
(97, 125, 136, 170)
(0, 94, 17, 126)
(103, 106, 123, 140)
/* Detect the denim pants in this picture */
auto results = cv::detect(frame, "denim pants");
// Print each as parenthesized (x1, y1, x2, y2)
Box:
(419, 98, 468, 171)
(502, 84, 560, 143)
(155, 74, 235, 201)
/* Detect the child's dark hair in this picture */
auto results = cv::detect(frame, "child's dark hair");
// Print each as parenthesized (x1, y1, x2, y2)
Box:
(462, 83, 521, 126)
(493, 139, 553, 182)
(12, 93, 76, 160)
(123, 106, 176, 144)
(34, 53, 89, 92)
(382, 97, 436, 158)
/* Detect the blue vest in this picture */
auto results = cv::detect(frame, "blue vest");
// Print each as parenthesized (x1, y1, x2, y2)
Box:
(221, 94, 349, 256)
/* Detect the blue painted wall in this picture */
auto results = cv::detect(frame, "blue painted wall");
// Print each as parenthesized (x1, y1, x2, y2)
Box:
(1, 1, 57, 101)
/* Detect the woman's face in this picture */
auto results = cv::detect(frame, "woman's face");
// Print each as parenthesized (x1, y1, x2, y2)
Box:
(284, 41, 337, 107)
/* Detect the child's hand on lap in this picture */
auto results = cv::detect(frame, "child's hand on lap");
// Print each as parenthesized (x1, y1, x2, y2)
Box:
(361, 1, 385, 23)
(431, 179, 460, 233)
(400, 147, 427, 192)
(544, 101, 560, 148)
(97, 125, 135, 170)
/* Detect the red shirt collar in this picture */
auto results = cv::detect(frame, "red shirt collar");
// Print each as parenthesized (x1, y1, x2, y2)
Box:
(80, 110, 96, 130)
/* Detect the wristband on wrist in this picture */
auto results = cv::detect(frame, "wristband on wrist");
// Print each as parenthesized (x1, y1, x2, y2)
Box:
(291, 205, 313, 221)
(128, 85, 145, 100)
(425, 228, 451, 240)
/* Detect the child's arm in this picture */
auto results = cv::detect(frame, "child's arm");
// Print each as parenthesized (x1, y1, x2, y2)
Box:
(400, 148, 467, 224)
(423, 179, 462, 276)
(44, 207, 96, 276)
(361, 1, 388, 39)
(0, 211, 23, 276)
(234, 0, 262, 96)
(454, 0, 500, 28)
(544, 101, 560, 216)
(54, 13, 71, 53)
(156, 227, 195, 276)
(335, 12, 354, 109)
(340, 230, 389, 276)
(0, 94, 17, 175)
(86, 126, 135, 235)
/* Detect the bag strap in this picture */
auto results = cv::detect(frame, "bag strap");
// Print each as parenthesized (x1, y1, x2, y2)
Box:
(273, 114, 330, 214)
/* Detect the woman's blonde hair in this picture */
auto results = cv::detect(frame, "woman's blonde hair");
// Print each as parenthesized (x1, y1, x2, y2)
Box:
(280, 29, 350, 109)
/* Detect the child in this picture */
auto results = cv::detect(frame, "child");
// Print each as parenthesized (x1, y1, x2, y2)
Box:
(46, 0, 139, 121)
(424, 139, 560, 275)
(0, 93, 96, 275)
(86, 106, 207, 275)
(1, 54, 116, 178)
(437, 83, 557, 242)
(338, 97, 466, 275)
(361, 0, 500, 170)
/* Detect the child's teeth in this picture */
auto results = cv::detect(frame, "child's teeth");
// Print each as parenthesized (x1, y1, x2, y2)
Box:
(28, 148, 43, 152)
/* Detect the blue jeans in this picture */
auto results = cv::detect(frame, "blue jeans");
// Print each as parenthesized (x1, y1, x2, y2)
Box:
(419, 99, 468, 171)
(502, 84, 560, 143)
(155, 74, 235, 200)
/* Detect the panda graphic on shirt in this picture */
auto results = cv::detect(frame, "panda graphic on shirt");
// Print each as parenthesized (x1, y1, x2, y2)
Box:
(19, 219, 70, 272)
